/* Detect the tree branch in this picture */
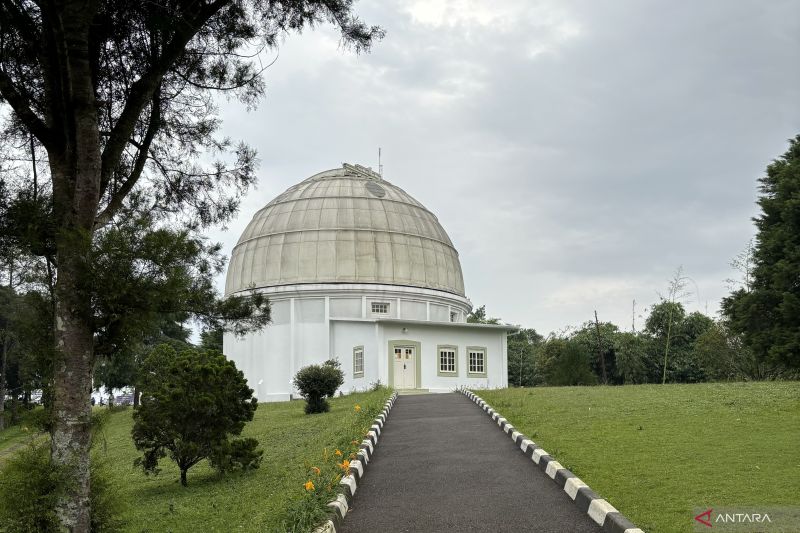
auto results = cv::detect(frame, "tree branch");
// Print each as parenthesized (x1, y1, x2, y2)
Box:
(99, 1, 231, 189)
(0, 68, 53, 149)
(95, 89, 161, 229)
(0, 0, 41, 46)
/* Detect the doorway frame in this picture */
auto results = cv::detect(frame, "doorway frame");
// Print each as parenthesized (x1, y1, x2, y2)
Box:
(387, 339, 422, 389)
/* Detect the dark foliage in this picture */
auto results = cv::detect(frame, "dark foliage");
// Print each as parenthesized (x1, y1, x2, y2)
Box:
(722, 135, 800, 370)
(538, 339, 597, 386)
(132, 344, 260, 486)
(208, 437, 263, 473)
(293, 359, 345, 414)
(0, 442, 124, 533)
(507, 328, 543, 387)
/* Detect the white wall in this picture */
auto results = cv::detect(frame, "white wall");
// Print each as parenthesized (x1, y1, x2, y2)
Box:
(330, 321, 380, 393)
(222, 285, 489, 402)
(224, 323, 293, 402)
(380, 323, 507, 392)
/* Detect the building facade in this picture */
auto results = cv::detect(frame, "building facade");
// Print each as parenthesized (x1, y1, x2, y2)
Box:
(223, 163, 512, 401)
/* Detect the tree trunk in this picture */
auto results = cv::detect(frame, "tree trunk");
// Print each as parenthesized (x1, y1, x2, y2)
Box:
(133, 386, 139, 408)
(44, 3, 103, 530)
(594, 311, 608, 384)
(180, 468, 188, 487)
(51, 261, 95, 532)
(0, 337, 8, 431)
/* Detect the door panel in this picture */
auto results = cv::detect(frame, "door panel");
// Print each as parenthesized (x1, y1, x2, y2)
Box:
(393, 346, 416, 389)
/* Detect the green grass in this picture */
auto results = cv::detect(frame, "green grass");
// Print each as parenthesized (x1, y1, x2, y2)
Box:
(475, 382, 800, 533)
(1, 390, 392, 533)
(0, 408, 45, 460)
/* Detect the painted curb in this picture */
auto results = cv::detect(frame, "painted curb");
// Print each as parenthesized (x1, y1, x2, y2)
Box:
(313, 391, 399, 533)
(460, 389, 645, 533)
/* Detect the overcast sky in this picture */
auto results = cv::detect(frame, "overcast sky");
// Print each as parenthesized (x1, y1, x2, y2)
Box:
(208, 0, 800, 336)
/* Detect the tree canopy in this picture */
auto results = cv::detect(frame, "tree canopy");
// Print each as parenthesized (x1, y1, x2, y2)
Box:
(723, 135, 800, 371)
(132, 345, 261, 486)
(0, 1, 382, 529)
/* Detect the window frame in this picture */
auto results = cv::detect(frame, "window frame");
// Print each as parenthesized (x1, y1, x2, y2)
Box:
(371, 301, 390, 315)
(436, 344, 459, 377)
(353, 346, 364, 378)
(466, 346, 487, 378)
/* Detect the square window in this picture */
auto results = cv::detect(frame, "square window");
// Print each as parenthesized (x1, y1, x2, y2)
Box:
(371, 302, 389, 314)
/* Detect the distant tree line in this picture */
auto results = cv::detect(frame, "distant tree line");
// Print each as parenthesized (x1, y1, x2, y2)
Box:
(468, 134, 800, 387)
(471, 300, 771, 387)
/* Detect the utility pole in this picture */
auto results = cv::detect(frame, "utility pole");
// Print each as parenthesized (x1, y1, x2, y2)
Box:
(594, 310, 607, 384)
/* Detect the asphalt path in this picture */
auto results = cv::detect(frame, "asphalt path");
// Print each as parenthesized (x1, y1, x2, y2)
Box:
(338, 393, 602, 533)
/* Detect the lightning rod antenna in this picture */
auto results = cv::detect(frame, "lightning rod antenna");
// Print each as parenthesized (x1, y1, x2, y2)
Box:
(378, 147, 383, 178)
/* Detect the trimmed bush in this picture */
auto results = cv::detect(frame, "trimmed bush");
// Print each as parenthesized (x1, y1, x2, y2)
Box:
(132, 344, 260, 486)
(293, 359, 344, 414)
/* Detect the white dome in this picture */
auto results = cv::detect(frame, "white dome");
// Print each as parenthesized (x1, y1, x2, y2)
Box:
(226, 164, 465, 296)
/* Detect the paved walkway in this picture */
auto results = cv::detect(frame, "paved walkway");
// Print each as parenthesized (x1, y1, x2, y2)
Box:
(339, 393, 601, 533)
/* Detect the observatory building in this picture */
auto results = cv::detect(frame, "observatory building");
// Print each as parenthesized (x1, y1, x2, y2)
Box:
(224, 164, 513, 401)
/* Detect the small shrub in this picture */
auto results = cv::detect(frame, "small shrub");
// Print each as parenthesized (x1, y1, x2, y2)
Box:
(0, 443, 124, 533)
(293, 359, 344, 414)
(132, 344, 260, 486)
(209, 437, 263, 473)
(27, 406, 53, 432)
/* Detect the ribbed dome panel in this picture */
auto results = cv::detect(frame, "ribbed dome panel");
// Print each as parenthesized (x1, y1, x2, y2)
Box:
(226, 165, 465, 296)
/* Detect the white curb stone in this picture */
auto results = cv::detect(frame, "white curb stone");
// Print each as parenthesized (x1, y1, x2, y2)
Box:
(588, 499, 618, 526)
(531, 448, 549, 464)
(564, 477, 588, 500)
(350, 459, 364, 478)
(545, 460, 564, 479)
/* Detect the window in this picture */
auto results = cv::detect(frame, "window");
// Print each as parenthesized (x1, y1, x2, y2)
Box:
(450, 311, 458, 322)
(353, 346, 364, 378)
(437, 345, 458, 376)
(467, 347, 487, 377)
(371, 302, 389, 314)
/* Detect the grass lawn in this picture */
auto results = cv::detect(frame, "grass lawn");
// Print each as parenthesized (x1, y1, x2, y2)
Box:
(1, 389, 391, 533)
(0, 408, 45, 461)
(475, 382, 800, 533)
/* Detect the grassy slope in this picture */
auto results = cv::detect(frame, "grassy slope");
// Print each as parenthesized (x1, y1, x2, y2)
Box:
(91, 389, 390, 533)
(476, 383, 800, 533)
(0, 408, 45, 461)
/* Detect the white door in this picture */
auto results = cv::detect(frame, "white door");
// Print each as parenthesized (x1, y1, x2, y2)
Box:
(393, 346, 416, 389)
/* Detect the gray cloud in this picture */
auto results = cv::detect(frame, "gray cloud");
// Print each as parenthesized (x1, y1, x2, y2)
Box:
(210, 0, 800, 334)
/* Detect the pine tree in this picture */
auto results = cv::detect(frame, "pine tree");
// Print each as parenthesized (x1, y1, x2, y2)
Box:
(722, 135, 800, 370)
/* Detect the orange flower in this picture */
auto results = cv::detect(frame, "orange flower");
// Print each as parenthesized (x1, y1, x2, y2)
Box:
(354, 404, 361, 412)
(338, 459, 351, 471)
(311, 466, 321, 476)
(304, 480, 315, 491)
(349, 453, 356, 460)
(351, 440, 359, 445)
(334, 449, 343, 456)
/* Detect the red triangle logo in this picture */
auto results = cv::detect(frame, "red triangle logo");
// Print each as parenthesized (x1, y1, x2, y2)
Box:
(695, 509, 713, 528)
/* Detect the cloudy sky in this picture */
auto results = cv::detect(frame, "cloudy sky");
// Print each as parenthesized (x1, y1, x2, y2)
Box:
(209, 0, 800, 335)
